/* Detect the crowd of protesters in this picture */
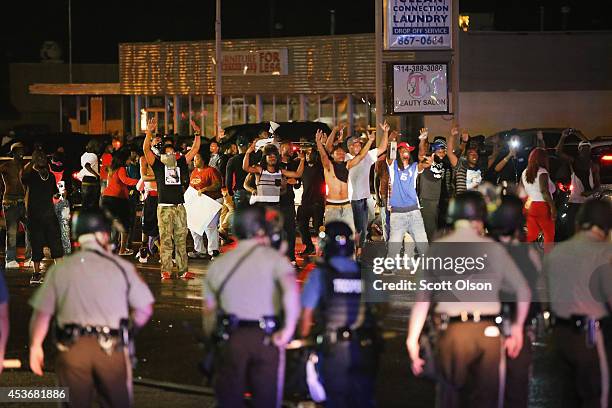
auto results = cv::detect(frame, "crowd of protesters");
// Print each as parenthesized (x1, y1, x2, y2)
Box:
(0, 121, 603, 283)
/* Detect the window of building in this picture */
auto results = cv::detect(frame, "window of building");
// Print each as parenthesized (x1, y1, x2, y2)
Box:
(276, 95, 288, 122)
(307, 95, 320, 122)
(288, 96, 300, 121)
(262, 95, 275, 122)
(178, 96, 190, 136)
(319, 95, 335, 127)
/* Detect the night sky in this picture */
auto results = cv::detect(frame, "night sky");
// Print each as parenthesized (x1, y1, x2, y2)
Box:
(1, 0, 611, 64)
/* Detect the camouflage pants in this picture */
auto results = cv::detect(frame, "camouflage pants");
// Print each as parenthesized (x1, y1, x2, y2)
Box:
(157, 205, 188, 274)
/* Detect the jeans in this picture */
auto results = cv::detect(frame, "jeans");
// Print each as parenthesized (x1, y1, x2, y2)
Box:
(297, 201, 324, 250)
(351, 198, 369, 249)
(387, 210, 429, 260)
(190, 198, 222, 255)
(380, 204, 390, 242)
(324, 204, 355, 232)
(3, 201, 31, 262)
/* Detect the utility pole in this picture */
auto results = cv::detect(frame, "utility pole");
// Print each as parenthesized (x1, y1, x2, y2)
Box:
(68, 0, 73, 83)
(215, 0, 222, 137)
(451, 0, 460, 121)
(375, 0, 383, 141)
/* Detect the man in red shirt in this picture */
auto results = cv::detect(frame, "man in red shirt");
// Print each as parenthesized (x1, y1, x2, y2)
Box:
(99, 143, 113, 193)
(189, 153, 223, 260)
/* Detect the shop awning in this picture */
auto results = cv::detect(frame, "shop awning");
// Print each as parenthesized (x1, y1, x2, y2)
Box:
(29, 83, 121, 95)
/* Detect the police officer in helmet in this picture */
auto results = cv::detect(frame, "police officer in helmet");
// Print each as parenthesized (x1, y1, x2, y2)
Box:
(203, 206, 299, 408)
(546, 198, 612, 407)
(488, 194, 542, 408)
(300, 221, 381, 408)
(29, 209, 155, 407)
(407, 191, 531, 408)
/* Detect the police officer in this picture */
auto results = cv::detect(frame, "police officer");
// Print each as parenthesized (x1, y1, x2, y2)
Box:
(202, 206, 300, 408)
(28, 209, 154, 407)
(300, 221, 381, 408)
(546, 198, 612, 407)
(406, 191, 531, 408)
(488, 194, 542, 408)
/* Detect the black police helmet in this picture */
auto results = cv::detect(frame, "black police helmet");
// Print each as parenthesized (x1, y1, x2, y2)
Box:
(318, 221, 355, 259)
(447, 191, 488, 224)
(71, 209, 113, 240)
(487, 194, 525, 237)
(233, 206, 284, 248)
(576, 199, 611, 235)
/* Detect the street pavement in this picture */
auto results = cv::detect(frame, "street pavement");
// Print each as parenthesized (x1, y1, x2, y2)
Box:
(1, 241, 563, 407)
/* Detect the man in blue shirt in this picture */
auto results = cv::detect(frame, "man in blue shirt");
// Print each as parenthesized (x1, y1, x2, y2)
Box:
(386, 142, 432, 267)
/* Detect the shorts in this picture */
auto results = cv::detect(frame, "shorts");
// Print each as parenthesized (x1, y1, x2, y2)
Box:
(29, 210, 63, 262)
(101, 196, 131, 231)
(142, 194, 159, 237)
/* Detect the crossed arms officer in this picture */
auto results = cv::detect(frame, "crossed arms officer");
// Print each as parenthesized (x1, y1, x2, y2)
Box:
(406, 191, 531, 408)
(546, 199, 612, 407)
(29, 209, 154, 408)
(300, 221, 382, 408)
(202, 206, 300, 408)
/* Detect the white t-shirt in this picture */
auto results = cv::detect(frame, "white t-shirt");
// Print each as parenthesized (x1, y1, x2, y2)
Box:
(79, 152, 99, 178)
(346, 149, 378, 201)
(521, 168, 555, 202)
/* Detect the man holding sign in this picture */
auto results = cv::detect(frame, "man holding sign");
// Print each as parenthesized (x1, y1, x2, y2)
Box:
(187, 153, 223, 260)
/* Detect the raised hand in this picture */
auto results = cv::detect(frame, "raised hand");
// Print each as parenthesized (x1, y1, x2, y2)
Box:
(451, 124, 459, 137)
(247, 140, 257, 153)
(367, 131, 376, 143)
(419, 127, 428, 140)
(461, 129, 470, 143)
(380, 121, 391, 133)
(190, 119, 201, 135)
(147, 117, 157, 134)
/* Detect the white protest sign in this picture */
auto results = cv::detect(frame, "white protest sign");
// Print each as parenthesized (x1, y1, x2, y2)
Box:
(385, 0, 452, 50)
(184, 187, 223, 235)
(393, 64, 449, 113)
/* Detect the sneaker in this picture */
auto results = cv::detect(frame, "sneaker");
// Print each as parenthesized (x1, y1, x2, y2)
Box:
(300, 247, 316, 256)
(137, 255, 149, 264)
(5, 260, 20, 269)
(179, 271, 195, 280)
(188, 251, 203, 259)
(119, 249, 134, 256)
(30, 273, 44, 284)
(23, 259, 34, 268)
(161, 272, 172, 280)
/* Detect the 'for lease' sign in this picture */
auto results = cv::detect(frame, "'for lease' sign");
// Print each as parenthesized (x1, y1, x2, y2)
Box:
(385, 0, 452, 50)
(393, 64, 449, 113)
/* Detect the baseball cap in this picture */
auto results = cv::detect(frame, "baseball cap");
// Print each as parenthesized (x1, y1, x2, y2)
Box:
(578, 140, 592, 149)
(397, 142, 415, 152)
(431, 136, 447, 150)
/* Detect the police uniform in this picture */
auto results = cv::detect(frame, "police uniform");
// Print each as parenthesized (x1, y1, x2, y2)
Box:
(489, 194, 541, 408)
(29, 231, 154, 407)
(203, 234, 299, 407)
(302, 256, 380, 408)
(546, 231, 612, 407)
(408, 192, 531, 408)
